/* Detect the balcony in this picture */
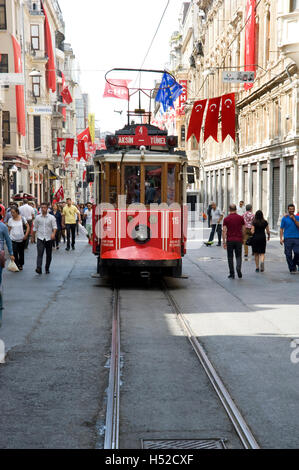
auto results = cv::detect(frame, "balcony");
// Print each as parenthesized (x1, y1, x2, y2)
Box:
(278, 10, 299, 67)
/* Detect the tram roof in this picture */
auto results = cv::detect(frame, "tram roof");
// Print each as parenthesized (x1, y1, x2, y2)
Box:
(94, 150, 187, 164)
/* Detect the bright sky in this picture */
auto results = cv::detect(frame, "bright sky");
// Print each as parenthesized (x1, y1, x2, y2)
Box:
(58, 0, 185, 133)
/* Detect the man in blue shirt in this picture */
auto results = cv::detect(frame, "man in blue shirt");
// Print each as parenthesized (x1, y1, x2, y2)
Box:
(280, 204, 299, 274)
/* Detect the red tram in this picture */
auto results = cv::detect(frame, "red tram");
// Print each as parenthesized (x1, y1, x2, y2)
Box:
(92, 69, 188, 277)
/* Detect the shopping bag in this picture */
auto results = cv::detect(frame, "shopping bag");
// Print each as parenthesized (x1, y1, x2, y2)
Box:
(78, 223, 88, 238)
(7, 260, 19, 272)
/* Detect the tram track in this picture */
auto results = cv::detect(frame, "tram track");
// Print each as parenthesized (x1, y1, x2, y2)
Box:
(103, 278, 260, 450)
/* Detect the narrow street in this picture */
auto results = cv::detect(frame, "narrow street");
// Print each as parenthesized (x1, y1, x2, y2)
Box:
(0, 227, 298, 449)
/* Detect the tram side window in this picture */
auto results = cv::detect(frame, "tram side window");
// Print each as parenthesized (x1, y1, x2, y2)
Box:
(167, 164, 176, 205)
(109, 163, 117, 206)
(125, 166, 140, 204)
(145, 166, 162, 204)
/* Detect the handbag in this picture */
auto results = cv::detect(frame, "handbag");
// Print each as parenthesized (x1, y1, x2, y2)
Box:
(246, 236, 254, 246)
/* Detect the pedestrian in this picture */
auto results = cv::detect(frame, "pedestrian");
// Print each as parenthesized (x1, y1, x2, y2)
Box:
(204, 202, 223, 246)
(223, 204, 246, 279)
(207, 203, 212, 228)
(251, 210, 270, 272)
(50, 203, 62, 250)
(280, 204, 299, 274)
(33, 202, 57, 275)
(85, 202, 93, 243)
(243, 204, 255, 259)
(7, 207, 30, 271)
(62, 198, 81, 251)
(4, 202, 18, 224)
(0, 215, 15, 321)
(0, 199, 6, 219)
(19, 198, 35, 249)
(80, 204, 86, 228)
(237, 200, 246, 216)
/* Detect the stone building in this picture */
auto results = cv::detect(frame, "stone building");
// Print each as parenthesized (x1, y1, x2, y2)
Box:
(0, 0, 86, 205)
(173, 0, 299, 230)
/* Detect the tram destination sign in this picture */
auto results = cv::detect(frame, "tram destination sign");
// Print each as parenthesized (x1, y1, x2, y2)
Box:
(117, 126, 167, 147)
(222, 71, 255, 83)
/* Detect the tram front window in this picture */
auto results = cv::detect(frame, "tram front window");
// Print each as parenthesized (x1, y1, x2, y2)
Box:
(125, 166, 141, 204)
(145, 166, 162, 204)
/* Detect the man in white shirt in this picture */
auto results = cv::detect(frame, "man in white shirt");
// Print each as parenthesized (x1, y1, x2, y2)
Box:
(237, 201, 246, 216)
(19, 199, 35, 249)
(33, 202, 57, 275)
(205, 202, 224, 246)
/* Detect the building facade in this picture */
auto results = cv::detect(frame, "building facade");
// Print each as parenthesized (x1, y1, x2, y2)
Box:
(172, 0, 299, 230)
(0, 0, 88, 206)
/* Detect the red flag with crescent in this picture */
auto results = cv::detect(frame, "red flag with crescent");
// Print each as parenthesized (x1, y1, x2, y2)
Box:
(55, 186, 64, 202)
(187, 99, 207, 142)
(204, 97, 221, 143)
(221, 93, 236, 142)
(77, 127, 92, 143)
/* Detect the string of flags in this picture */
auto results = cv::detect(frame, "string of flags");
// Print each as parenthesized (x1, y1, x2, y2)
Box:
(57, 127, 96, 165)
(187, 93, 236, 143)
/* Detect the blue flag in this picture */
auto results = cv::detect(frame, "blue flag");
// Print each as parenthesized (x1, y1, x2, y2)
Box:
(155, 73, 183, 113)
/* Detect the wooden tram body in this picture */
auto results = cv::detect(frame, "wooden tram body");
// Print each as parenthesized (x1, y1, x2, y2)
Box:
(92, 123, 188, 277)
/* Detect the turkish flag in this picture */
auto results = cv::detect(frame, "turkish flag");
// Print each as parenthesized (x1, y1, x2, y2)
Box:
(11, 35, 26, 137)
(103, 79, 131, 101)
(55, 186, 64, 202)
(61, 86, 73, 104)
(57, 138, 64, 156)
(204, 97, 221, 143)
(221, 93, 236, 142)
(42, 1, 56, 92)
(78, 140, 87, 161)
(77, 127, 92, 143)
(187, 99, 207, 142)
(64, 138, 74, 160)
(244, 0, 256, 90)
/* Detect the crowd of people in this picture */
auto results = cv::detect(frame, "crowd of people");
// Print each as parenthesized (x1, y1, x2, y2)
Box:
(0, 198, 93, 284)
(205, 201, 299, 279)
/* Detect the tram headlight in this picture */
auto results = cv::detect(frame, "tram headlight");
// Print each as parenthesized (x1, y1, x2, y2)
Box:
(132, 224, 151, 244)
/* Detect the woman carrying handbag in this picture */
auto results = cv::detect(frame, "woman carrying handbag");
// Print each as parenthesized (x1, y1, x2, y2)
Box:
(7, 207, 30, 271)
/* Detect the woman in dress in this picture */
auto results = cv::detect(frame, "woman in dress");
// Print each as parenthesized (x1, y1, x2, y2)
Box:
(7, 207, 30, 271)
(251, 210, 270, 272)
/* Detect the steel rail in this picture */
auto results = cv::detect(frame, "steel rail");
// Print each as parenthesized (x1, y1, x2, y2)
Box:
(104, 288, 121, 449)
(162, 279, 260, 450)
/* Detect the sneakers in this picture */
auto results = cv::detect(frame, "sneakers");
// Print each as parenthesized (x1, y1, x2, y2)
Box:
(66, 247, 70, 251)
(256, 268, 260, 273)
